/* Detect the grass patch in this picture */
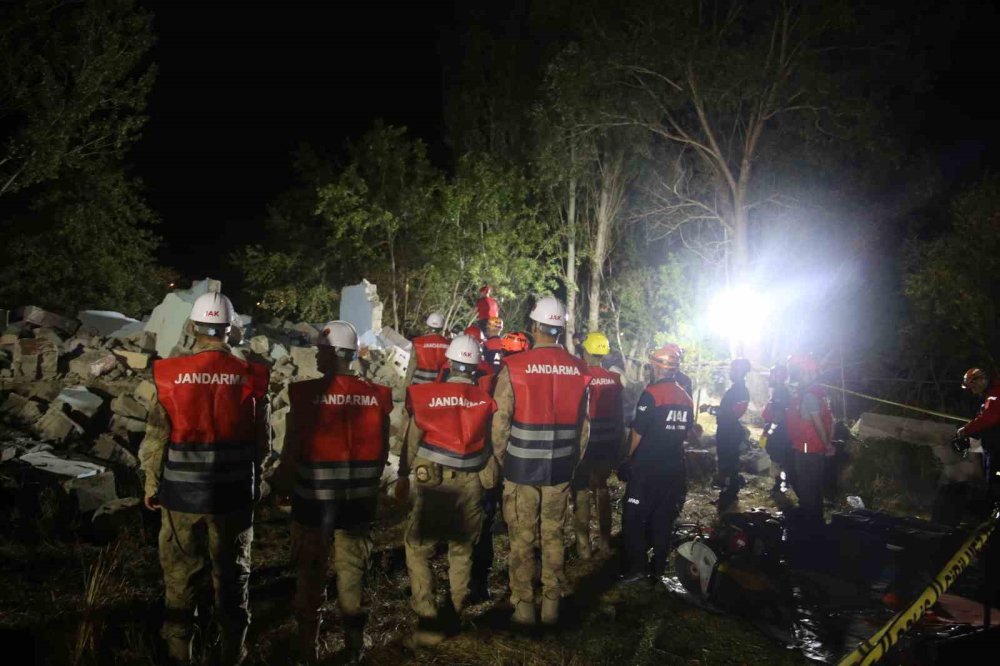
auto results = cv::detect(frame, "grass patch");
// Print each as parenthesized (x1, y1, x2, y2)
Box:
(840, 438, 942, 515)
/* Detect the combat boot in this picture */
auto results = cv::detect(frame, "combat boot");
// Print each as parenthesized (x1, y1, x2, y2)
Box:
(407, 616, 445, 649)
(511, 601, 536, 627)
(295, 618, 319, 664)
(540, 596, 560, 626)
(342, 613, 367, 664)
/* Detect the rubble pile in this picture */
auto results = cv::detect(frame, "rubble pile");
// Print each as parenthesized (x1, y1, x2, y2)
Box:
(0, 279, 412, 533)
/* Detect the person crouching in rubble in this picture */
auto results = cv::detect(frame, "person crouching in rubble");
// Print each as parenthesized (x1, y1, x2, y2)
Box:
(139, 292, 270, 666)
(272, 321, 392, 664)
(395, 334, 499, 647)
(785, 354, 833, 528)
(618, 344, 693, 584)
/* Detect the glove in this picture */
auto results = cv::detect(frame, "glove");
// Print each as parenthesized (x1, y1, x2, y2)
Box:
(951, 433, 971, 457)
(616, 460, 631, 483)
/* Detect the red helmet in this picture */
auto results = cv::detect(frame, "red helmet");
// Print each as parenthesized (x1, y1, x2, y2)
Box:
(464, 325, 484, 343)
(501, 331, 529, 353)
(787, 353, 820, 375)
(479, 285, 491, 296)
(650, 344, 681, 370)
(962, 367, 987, 391)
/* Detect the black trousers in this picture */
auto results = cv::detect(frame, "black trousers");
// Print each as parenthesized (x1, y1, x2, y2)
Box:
(716, 438, 741, 507)
(793, 451, 825, 524)
(621, 471, 686, 577)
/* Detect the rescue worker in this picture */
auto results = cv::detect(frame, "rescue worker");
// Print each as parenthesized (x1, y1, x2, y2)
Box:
(139, 292, 270, 665)
(491, 296, 591, 627)
(619, 345, 693, 583)
(661, 343, 694, 397)
(395, 335, 499, 646)
(761, 363, 793, 496)
(501, 331, 530, 355)
(273, 321, 392, 663)
(701, 358, 751, 513)
(405, 313, 450, 385)
(573, 332, 624, 558)
(785, 354, 833, 526)
(957, 367, 1000, 498)
(476, 285, 500, 333)
(483, 316, 505, 370)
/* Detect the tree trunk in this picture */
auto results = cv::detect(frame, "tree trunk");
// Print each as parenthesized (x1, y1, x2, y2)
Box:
(565, 174, 578, 353)
(587, 153, 627, 332)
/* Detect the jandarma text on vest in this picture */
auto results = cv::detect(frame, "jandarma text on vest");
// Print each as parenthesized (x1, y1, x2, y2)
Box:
(590, 376, 617, 385)
(524, 364, 581, 375)
(427, 396, 489, 408)
(173, 373, 245, 385)
(312, 393, 379, 406)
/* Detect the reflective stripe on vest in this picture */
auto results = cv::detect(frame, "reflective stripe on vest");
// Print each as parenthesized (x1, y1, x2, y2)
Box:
(412, 368, 439, 384)
(294, 461, 383, 501)
(413, 334, 450, 384)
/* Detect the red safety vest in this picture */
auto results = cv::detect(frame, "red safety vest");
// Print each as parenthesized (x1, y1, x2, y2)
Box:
(503, 346, 591, 485)
(407, 381, 496, 470)
(587, 366, 624, 455)
(411, 333, 450, 384)
(153, 350, 269, 514)
(786, 384, 834, 455)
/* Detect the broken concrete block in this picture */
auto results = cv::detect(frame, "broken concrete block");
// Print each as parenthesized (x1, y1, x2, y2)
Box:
(32, 327, 65, 348)
(109, 414, 146, 438)
(92, 497, 141, 532)
(134, 379, 157, 406)
(35, 405, 85, 443)
(111, 394, 148, 420)
(270, 343, 289, 361)
(854, 412, 957, 447)
(249, 335, 270, 356)
(69, 350, 118, 378)
(270, 405, 290, 454)
(0, 393, 44, 426)
(143, 278, 222, 359)
(27, 381, 61, 402)
(55, 386, 105, 420)
(90, 434, 138, 468)
(741, 448, 772, 475)
(339, 280, 383, 337)
(112, 349, 150, 370)
(292, 322, 320, 344)
(12, 338, 58, 379)
(18, 305, 79, 334)
(63, 471, 117, 513)
(77, 310, 142, 337)
(290, 346, 320, 379)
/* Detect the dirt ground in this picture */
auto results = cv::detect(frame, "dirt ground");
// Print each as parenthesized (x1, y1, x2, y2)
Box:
(0, 461, 816, 666)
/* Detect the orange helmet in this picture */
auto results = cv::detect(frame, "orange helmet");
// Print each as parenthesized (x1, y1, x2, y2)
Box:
(962, 367, 987, 390)
(501, 331, 529, 353)
(487, 316, 504, 331)
(650, 344, 682, 370)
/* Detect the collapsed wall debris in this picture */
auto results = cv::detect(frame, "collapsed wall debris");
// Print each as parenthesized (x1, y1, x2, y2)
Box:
(0, 279, 413, 532)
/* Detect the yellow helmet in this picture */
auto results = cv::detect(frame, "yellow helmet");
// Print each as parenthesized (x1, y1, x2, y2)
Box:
(582, 331, 611, 356)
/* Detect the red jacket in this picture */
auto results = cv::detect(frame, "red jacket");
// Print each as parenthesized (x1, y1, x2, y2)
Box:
(476, 296, 499, 320)
(786, 384, 833, 455)
(153, 350, 269, 514)
(407, 381, 497, 470)
(289, 374, 392, 527)
(503, 345, 591, 485)
(411, 333, 450, 384)
(587, 366, 624, 457)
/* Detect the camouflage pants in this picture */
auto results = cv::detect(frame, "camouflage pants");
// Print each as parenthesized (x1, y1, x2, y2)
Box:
(291, 521, 372, 623)
(404, 467, 484, 618)
(571, 456, 613, 553)
(502, 480, 570, 605)
(158, 508, 253, 647)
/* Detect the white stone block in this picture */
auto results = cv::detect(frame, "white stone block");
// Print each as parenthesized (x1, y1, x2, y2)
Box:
(339, 280, 383, 336)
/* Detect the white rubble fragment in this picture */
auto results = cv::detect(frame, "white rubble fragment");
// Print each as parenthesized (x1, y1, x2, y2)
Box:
(143, 278, 222, 359)
(69, 350, 117, 378)
(112, 349, 150, 370)
(270, 343, 289, 361)
(78, 310, 142, 337)
(290, 346, 321, 379)
(19, 450, 105, 478)
(378, 326, 412, 351)
(134, 379, 157, 406)
(339, 280, 383, 338)
(55, 386, 105, 419)
(249, 335, 270, 356)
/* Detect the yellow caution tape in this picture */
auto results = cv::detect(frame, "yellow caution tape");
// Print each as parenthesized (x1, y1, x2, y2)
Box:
(820, 384, 967, 424)
(835, 506, 999, 666)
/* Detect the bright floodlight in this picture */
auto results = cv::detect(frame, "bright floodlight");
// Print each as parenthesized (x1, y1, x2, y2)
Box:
(706, 284, 769, 345)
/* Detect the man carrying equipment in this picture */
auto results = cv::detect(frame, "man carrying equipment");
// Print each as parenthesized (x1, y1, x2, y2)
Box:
(492, 296, 591, 627)
(139, 292, 270, 665)
(395, 335, 498, 646)
(273, 321, 392, 663)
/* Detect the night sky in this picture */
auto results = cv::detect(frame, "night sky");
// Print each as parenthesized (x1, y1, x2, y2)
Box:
(133, 1, 1000, 286)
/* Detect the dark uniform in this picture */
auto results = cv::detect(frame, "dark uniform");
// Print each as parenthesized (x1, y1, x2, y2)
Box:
(623, 379, 692, 578)
(762, 383, 793, 491)
(714, 380, 749, 509)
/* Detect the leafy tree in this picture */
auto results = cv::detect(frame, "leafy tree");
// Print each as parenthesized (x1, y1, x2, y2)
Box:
(0, 0, 156, 196)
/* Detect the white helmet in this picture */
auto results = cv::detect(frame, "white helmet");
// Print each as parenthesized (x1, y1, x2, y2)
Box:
(426, 312, 445, 329)
(191, 292, 235, 325)
(318, 320, 358, 350)
(529, 296, 566, 328)
(446, 334, 481, 365)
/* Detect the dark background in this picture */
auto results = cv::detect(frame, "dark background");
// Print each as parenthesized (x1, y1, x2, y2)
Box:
(133, 0, 1000, 284)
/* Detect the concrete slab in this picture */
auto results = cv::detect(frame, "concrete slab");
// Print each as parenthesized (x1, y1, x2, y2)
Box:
(854, 412, 957, 447)
(339, 280, 383, 336)
(55, 386, 105, 419)
(78, 310, 142, 337)
(35, 406, 85, 443)
(63, 471, 117, 512)
(69, 350, 117, 378)
(90, 434, 138, 468)
(19, 450, 105, 478)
